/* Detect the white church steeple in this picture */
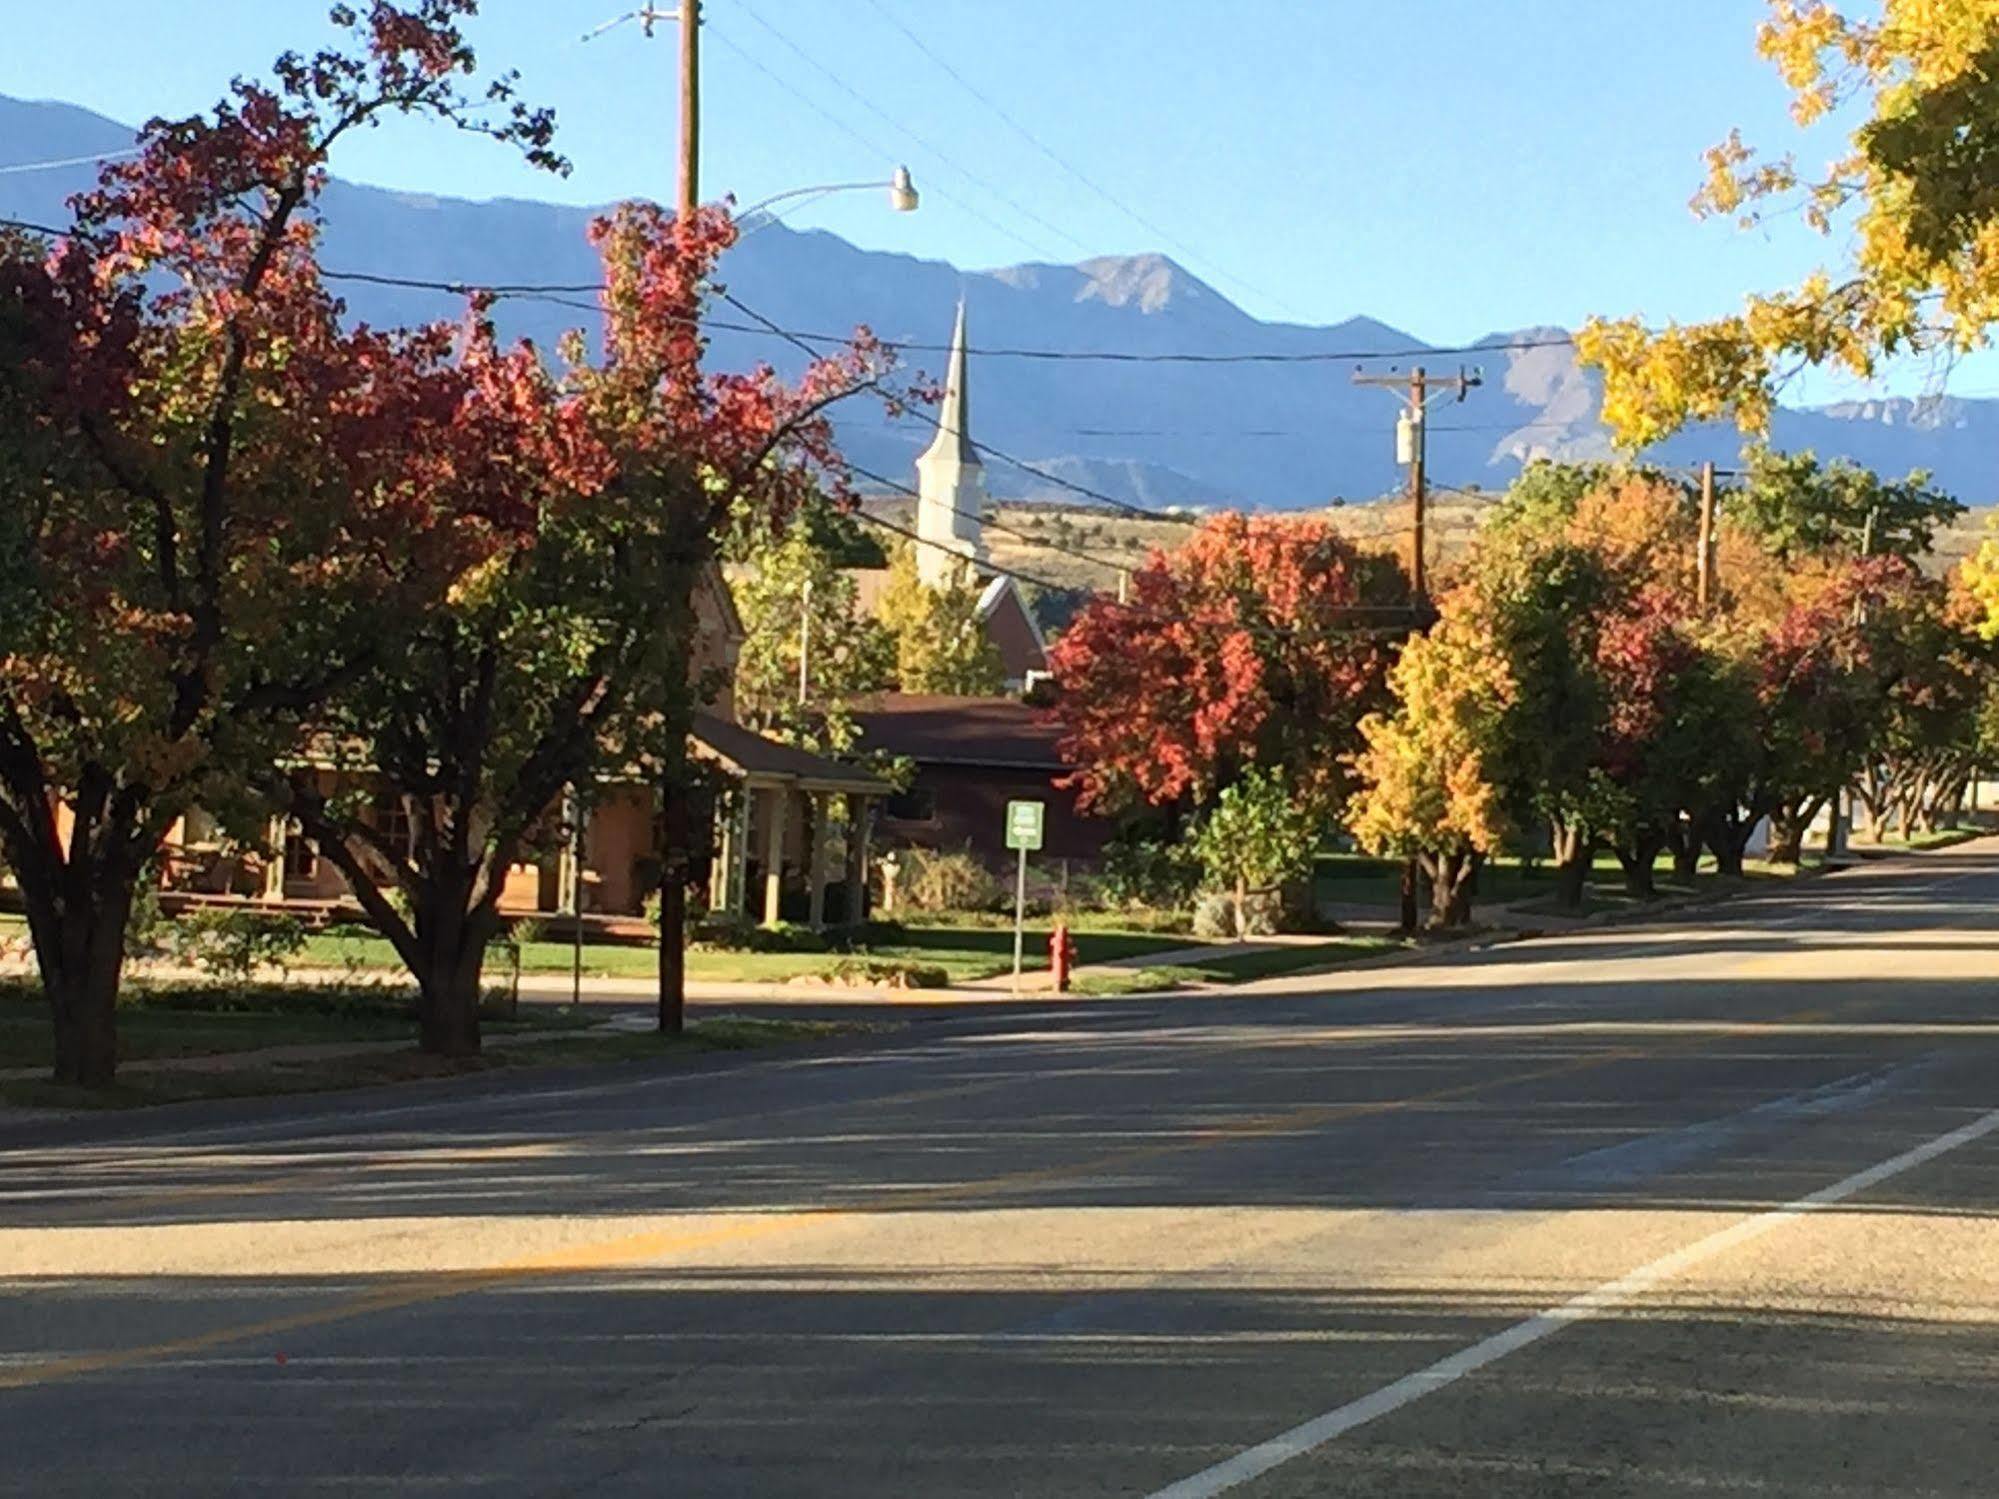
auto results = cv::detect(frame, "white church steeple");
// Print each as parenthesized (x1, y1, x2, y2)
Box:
(914, 299, 989, 588)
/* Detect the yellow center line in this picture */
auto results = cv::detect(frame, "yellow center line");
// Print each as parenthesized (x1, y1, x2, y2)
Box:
(0, 1008, 1833, 1393)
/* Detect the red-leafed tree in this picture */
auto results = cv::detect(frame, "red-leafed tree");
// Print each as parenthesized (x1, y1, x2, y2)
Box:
(282, 201, 894, 1052)
(1047, 513, 1407, 815)
(0, 2, 565, 1085)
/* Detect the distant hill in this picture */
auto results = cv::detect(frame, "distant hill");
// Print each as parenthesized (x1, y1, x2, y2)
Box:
(8, 91, 1999, 509)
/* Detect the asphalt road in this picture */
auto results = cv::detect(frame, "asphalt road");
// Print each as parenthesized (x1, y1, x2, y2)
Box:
(2, 846, 1996, 1497)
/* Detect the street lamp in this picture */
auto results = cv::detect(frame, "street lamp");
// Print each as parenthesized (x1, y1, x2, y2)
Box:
(736, 167, 920, 232)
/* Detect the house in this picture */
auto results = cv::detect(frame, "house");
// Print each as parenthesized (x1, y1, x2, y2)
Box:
(138, 563, 888, 931)
(850, 693, 1110, 869)
(847, 302, 1050, 691)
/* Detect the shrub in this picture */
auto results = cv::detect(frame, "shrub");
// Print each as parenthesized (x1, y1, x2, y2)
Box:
(689, 917, 830, 954)
(111, 979, 411, 1018)
(1099, 834, 1201, 912)
(897, 845, 1006, 913)
(161, 908, 309, 980)
(815, 956, 950, 989)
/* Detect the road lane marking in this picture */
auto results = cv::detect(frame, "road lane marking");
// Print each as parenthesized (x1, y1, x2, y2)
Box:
(0, 1040, 1674, 1391)
(1144, 1102, 1999, 1499)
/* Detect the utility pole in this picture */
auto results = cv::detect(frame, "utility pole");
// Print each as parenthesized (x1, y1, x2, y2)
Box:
(1696, 460, 1716, 613)
(585, 2, 704, 1035)
(1353, 364, 1479, 934)
(797, 576, 812, 706)
(1352, 364, 1481, 603)
(677, 0, 700, 217)
(584, 2, 698, 216)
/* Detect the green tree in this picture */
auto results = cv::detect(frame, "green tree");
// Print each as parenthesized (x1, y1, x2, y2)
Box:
(1733, 448, 1962, 564)
(1190, 767, 1319, 937)
(731, 513, 894, 753)
(876, 542, 1006, 696)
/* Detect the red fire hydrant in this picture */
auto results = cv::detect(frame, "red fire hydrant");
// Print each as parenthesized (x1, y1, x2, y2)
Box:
(1049, 921, 1077, 993)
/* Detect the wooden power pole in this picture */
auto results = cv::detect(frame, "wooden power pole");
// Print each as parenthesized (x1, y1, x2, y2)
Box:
(585, 3, 699, 217)
(677, 0, 700, 217)
(1353, 364, 1481, 603)
(1353, 363, 1480, 933)
(1696, 460, 1716, 613)
(585, 1, 704, 1033)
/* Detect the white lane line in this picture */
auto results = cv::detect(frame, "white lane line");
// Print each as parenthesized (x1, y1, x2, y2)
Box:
(1146, 1102, 1999, 1499)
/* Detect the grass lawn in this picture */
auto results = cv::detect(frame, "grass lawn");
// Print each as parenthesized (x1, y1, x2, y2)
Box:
(294, 921, 1203, 987)
(0, 981, 584, 1074)
(1070, 936, 1403, 996)
(1315, 848, 1832, 914)
(0, 1002, 872, 1111)
(299, 930, 664, 979)
(1851, 826, 1985, 853)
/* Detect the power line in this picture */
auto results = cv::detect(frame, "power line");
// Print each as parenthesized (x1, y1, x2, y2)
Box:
(703, 22, 1062, 264)
(728, 0, 1095, 262)
(0, 147, 142, 176)
(7, 222, 1577, 366)
(711, 284, 1163, 563)
(857, 0, 1316, 322)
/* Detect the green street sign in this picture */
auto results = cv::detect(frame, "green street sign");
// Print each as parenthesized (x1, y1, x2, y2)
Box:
(1005, 799, 1045, 852)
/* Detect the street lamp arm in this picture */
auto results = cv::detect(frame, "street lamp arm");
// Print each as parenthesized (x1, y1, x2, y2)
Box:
(738, 181, 891, 217)
(735, 166, 919, 225)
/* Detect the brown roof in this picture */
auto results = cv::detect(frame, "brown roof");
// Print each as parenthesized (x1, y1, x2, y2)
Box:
(691, 713, 889, 793)
(849, 694, 1068, 769)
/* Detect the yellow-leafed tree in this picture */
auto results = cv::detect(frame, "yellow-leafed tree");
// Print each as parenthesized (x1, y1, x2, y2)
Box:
(1580, 1, 1999, 446)
(1346, 608, 1515, 929)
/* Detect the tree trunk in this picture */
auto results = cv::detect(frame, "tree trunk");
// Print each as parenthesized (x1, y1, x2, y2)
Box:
(656, 740, 691, 1037)
(1551, 822, 1590, 912)
(1706, 811, 1751, 878)
(1766, 802, 1812, 866)
(1442, 850, 1480, 928)
(4, 799, 147, 1089)
(1397, 856, 1419, 936)
(1423, 850, 1473, 931)
(35, 875, 137, 1089)
(1616, 829, 1665, 900)
(1666, 818, 1700, 882)
(409, 874, 497, 1058)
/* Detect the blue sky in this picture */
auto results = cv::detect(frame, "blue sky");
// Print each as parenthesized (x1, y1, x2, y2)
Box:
(7, 1, 1962, 399)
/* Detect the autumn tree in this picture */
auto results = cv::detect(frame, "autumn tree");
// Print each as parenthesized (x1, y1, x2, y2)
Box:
(0, 2, 562, 1086)
(1848, 565, 1989, 839)
(875, 541, 1005, 696)
(1048, 512, 1407, 815)
(282, 203, 892, 1053)
(1581, 2, 1999, 444)
(1346, 608, 1512, 930)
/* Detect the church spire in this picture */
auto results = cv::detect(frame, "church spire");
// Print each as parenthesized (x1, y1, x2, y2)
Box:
(913, 297, 989, 587)
(919, 298, 981, 469)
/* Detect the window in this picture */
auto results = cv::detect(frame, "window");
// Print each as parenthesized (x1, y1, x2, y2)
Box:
(886, 784, 937, 822)
(370, 793, 414, 864)
(284, 825, 320, 881)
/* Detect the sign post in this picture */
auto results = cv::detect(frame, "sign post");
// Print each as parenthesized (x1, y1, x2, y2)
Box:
(1004, 799, 1045, 992)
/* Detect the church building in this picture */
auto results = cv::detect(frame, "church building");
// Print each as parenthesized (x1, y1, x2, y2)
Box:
(900, 301, 1049, 690)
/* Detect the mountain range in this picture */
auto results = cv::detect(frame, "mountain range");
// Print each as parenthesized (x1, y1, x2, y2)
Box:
(6, 91, 1997, 510)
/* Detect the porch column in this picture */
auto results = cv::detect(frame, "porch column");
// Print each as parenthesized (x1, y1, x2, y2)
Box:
(761, 784, 786, 928)
(556, 785, 581, 916)
(842, 793, 872, 927)
(807, 791, 833, 932)
(707, 781, 735, 913)
(711, 780, 751, 918)
(262, 814, 288, 902)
